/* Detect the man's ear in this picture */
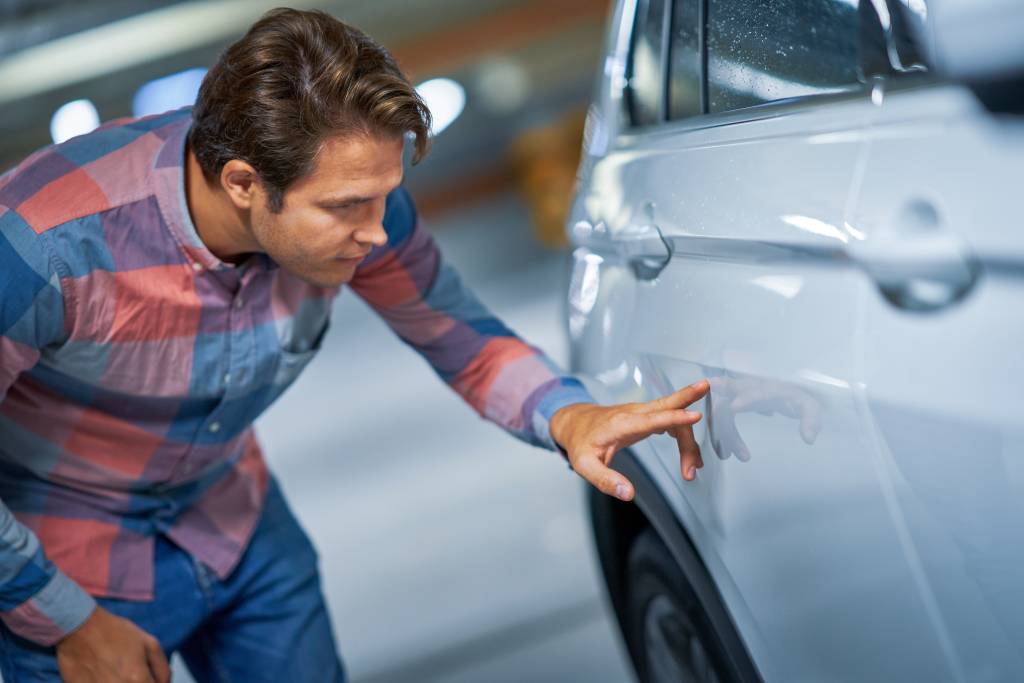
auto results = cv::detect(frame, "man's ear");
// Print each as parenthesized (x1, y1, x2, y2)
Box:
(220, 159, 261, 210)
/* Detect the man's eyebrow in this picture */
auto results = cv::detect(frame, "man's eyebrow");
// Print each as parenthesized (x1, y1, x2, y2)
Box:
(318, 194, 373, 206)
(318, 180, 404, 206)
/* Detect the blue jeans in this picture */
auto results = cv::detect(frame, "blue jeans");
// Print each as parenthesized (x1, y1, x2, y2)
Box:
(0, 479, 346, 682)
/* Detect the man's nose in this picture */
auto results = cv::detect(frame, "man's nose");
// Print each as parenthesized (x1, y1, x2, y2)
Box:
(356, 222, 388, 247)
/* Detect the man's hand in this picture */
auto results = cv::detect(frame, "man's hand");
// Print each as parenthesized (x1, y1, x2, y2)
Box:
(57, 606, 170, 683)
(550, 379, 710, 501)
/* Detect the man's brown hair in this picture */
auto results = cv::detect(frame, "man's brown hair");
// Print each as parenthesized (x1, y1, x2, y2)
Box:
(190, 8, 431, 211)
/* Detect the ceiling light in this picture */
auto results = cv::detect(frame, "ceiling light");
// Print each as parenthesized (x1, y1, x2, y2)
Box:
(473, 57, 530, 114)
(50, 99, 100, 144)
(133, 68, 207, 118)
(415, 78, 466, 137)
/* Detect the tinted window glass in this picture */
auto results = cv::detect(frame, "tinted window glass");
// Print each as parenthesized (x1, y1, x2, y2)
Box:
(668, 0, 701, 119)
(626, 0, 668, 126)
(707, 0, 862, 113)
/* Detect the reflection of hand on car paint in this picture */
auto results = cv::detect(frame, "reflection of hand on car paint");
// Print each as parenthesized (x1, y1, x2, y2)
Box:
(707, 376, 822, 462)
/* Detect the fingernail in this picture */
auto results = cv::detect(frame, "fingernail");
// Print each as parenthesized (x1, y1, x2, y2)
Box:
(615, 483, 630, 500)
(687, 466, 696, 480)
(686, 411, 702, 419)
(691, 379, 708, 389)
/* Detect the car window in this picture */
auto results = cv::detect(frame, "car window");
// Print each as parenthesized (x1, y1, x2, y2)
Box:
(626, 0, 669, 127)
(668, 0, 701, 120)
(707, 0, 863, 113)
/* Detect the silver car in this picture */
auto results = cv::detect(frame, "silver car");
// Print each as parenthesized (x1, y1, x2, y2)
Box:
(567, 1, 1024, 681)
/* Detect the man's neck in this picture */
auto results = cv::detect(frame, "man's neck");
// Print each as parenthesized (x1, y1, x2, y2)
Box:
(184, 146, 257, 265)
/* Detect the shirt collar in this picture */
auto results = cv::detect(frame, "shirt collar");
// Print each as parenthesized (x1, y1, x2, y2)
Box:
(151, 111, 277, 274)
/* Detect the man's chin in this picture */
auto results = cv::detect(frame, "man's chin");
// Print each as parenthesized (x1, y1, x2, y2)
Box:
(283, 261, 358, 288)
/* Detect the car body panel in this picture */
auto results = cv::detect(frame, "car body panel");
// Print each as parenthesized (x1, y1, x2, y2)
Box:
(571, 103, 958, 683)
(849, 82, 1024, 679)
(570, 1, 1024, 681)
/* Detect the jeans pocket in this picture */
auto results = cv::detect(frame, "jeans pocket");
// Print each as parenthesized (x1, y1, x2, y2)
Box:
(0, 622, 61, 682)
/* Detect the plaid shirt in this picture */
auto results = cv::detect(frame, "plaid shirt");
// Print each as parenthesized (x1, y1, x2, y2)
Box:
(0, 107, 591, 645)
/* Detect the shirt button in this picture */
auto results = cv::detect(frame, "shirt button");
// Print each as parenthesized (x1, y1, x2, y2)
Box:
(209, 422, 221, 433)
(223, 373, 231, 384)
(234, 297, 244, 309)
(192, 262, 203, 272)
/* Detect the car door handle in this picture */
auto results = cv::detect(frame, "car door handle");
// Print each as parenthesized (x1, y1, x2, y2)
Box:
(855, 201, 980, 312)
(617, 224, 673, 280)
(573, 220, 673, 281)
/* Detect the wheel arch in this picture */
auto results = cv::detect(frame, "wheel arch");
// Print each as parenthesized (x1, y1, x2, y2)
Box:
(588, 448, 764, 683)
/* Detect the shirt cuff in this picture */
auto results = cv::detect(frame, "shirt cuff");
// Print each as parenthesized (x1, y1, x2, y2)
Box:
(0, 569, 97, 646)
(530, 377, 595, 455)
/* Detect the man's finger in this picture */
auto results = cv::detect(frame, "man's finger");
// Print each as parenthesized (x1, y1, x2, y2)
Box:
(675, 424, 703, 481)
(144, 637, 171, 683)
(644, 379, 710, 412)
(613, 409, 702, 446)
(572, 454, 635, 501)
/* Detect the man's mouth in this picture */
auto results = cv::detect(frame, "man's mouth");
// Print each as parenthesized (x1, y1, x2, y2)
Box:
(335, 252, 370, 262)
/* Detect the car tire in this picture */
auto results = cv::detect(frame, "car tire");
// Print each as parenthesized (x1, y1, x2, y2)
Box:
(626, 529, 734, 683)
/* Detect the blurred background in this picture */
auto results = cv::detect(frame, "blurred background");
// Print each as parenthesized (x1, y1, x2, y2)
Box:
(0, 0, 637, 681)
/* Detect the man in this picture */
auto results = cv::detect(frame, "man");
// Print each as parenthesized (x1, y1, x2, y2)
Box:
(0, 8, 708, 682)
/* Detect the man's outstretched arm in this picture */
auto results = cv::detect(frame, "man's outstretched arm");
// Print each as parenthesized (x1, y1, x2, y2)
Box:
(350, 190, 708, 498)
(349, 189, 593, 449)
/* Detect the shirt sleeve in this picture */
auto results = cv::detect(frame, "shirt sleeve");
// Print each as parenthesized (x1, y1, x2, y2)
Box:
(0, 205, 97, 645)
(349, 188, 594, 452)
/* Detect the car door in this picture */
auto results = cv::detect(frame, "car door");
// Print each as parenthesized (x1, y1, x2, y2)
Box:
(570, 1, 962, 681)
(847, 41, 1024, 680)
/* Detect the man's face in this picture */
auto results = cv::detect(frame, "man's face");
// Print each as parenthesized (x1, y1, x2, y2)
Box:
(250, 133, 405, 288)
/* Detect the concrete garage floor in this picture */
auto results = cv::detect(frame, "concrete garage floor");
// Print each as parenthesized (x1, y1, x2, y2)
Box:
(168, 193, 638, 683)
